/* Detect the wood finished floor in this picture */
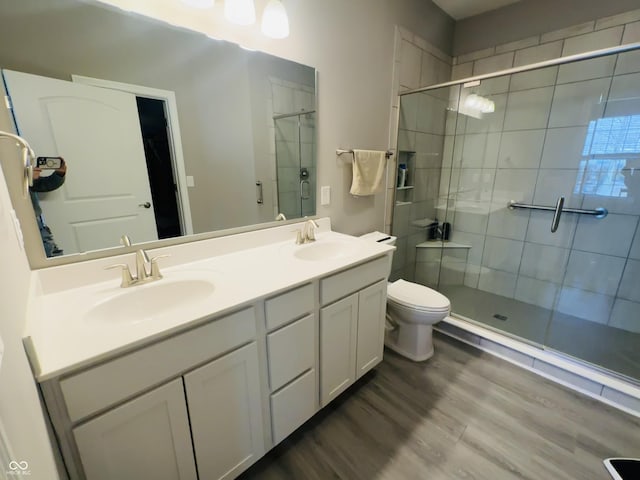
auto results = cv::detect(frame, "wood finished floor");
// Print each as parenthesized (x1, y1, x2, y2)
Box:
(241, 332, 640, 480)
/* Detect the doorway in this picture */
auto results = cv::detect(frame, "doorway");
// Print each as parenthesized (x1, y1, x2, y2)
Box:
(136, 97, 181, 239)
(71, 75, 194, 237)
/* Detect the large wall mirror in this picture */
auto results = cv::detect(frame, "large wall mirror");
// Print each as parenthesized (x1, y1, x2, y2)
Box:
(0, 0, 316, 264)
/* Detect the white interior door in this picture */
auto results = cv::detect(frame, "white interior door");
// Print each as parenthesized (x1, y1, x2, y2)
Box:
(2, 69, 157, 254)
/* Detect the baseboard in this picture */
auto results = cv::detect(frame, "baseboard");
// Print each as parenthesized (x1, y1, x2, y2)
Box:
(435, 317, 640, 418)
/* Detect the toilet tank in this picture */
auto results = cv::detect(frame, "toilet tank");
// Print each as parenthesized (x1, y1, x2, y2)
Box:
(359, 231, 397, 277)
(359, 231, 396, 246)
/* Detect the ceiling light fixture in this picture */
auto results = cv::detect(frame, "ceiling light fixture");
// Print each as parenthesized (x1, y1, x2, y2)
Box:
(224, 0, 256, 25)
(261, 0, 289, 39)
(180, 0, 215, 9)
(464, 93, 495, 114)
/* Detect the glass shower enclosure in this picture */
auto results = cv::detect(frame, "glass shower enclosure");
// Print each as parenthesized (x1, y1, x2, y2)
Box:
(392, 43, 640, 383)
(274, 110, 316, 219)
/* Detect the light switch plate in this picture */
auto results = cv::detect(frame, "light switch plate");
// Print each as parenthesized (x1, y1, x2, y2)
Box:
(9, 209, 24, 251)
(186, 176, 195, 187)
(0, 333, 4, 373)
(321, 186, 330, 206)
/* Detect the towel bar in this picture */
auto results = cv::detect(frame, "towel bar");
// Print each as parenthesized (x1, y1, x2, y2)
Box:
(336, 149, 393, 159)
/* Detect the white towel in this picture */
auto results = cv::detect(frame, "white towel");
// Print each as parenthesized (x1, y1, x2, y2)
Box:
(349, 149, 386, 196)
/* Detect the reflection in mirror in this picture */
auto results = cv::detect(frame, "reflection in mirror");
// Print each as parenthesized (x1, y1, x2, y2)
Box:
(0, 0, 316, 259)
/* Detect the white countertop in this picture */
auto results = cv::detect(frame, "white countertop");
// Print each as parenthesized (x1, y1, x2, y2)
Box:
(25, 219, 394, 381)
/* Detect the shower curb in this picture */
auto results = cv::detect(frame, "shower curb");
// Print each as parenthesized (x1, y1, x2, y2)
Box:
(435, 316, 640, 418)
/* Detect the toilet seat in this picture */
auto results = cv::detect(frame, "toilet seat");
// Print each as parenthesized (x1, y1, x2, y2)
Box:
(387, 279, 450, 313)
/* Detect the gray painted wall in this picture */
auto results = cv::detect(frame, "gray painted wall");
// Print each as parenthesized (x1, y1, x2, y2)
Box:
(453, 0, 640, 55)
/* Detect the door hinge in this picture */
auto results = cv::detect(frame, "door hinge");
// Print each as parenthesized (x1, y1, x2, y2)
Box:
(4, 95, 12, 110)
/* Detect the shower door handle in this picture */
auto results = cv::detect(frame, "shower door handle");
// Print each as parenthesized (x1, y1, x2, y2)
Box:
(300, 180, 311, 200)
(551, 196, 565, 233)
(256, 181, 263, 204)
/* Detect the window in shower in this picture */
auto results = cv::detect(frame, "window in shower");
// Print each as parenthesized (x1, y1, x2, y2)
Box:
(574, 114, 640, 198)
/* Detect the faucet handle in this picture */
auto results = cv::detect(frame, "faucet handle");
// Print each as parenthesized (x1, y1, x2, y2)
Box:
(105, 263, 134, 288)
(306, 225, 317, 241)
(150, 254, 170, 279)
(291, 229, 304, 244)
(304, 219, 319, 242)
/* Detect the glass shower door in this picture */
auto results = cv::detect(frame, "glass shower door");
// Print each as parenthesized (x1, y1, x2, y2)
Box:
(437, 70, 555, 346)
(274, 111, 316, 219)
(431, 49, 640, 382)
(542, 51, 640, 381)
(392, 44, 640, 382)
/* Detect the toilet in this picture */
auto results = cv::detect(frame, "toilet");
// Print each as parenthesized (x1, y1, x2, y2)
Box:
(361, 232, 451, 362)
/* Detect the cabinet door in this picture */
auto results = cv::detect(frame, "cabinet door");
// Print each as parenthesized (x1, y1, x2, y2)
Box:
(73, 378, 197, 480)
(184, 342, 264, 480)
(320, 293, 358, 406)
(356, 280, 387, 379)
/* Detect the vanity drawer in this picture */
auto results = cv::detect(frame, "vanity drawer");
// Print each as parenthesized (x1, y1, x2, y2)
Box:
(320, 256, 388, 306)
(60, 307, 256, 423)
(265, 283, 314, 331)
(270, 369, 316, 444)
(267, 314, 315, 391)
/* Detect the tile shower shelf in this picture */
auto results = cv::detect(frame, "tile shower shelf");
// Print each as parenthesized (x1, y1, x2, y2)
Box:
(416, 241, 472, 249)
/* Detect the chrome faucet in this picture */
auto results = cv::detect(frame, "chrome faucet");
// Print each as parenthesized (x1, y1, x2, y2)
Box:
(295, 219, 319, 244)
(106, 235, 168, 287)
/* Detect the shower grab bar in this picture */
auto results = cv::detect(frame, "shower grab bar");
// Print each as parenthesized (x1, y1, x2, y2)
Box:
(508, 200, 608, 218)
(508, 198, 608, 231)
(551, 196, 565, 233)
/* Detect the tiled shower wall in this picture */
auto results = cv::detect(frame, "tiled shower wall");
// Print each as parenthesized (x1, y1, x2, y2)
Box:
(388, 27, 452, 281)
(437, 9, 640, 333)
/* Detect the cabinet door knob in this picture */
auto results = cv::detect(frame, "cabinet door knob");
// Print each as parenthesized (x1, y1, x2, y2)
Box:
(139, 202, 151, 209)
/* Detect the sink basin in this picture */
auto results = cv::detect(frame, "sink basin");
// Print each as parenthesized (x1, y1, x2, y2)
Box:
(292, 241, 358, 261)
(85, 279, 215, 325)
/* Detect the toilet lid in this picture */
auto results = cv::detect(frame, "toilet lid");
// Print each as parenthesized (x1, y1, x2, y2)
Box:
(387, 279, 450, 311)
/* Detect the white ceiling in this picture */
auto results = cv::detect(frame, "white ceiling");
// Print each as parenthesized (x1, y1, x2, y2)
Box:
(433, 0, 522, 20)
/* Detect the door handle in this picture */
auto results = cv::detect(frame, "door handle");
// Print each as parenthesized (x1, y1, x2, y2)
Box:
(256, 181, 263, 204)
(138, 202, 151, 209)
(551, 196, 564, 233)
(300, 180, 311, 200)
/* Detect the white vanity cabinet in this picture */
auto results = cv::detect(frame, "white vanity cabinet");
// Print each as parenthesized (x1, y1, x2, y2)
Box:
(69, 341, 265, 480)
(319, 293, 359, 405)
(264, 283, 318, 444)
(38, 251, 392, 480)
(184, 342, 264, 480)
(43, 307, 263, 480)
(319, 257, 388, 406)
(73, 379, 197, 480)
